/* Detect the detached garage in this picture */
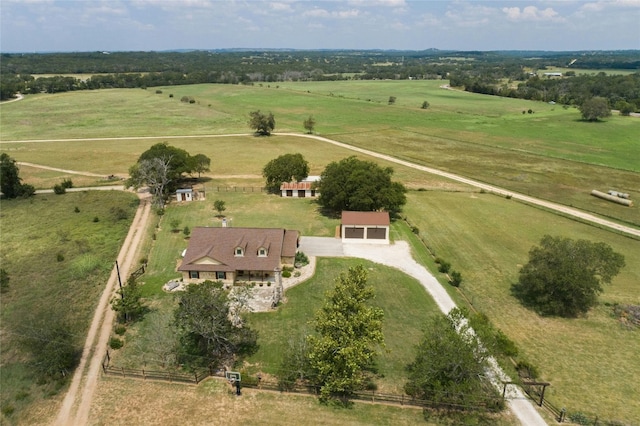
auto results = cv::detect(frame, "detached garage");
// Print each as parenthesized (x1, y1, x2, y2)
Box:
(341, 211, 390, 244)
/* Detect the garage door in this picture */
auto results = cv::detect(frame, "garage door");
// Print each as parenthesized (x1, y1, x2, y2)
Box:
(344, 227, 365, 239)
(367, 228, 387, 240)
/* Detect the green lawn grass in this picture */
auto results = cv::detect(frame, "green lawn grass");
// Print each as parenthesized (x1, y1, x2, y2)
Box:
(0, 191, 138, 425)
(139, 192, 341, 298)
(248, 257, 440, 395)
(403, 190, 640, 423)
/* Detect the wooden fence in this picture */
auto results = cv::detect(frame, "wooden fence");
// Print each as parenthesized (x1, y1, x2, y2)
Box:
(101, 350, 212, 384)
(205, 186, 265, 193)
(101, 350, 499, 412)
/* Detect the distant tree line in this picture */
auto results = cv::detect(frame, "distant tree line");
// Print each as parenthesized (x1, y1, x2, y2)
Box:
(449, 71, 640, 112)
(1, 50, 638, 104)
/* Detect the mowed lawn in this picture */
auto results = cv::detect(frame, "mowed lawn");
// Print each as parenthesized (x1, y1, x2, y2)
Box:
(248, 257, 441, 395)
(404, 190, 640, 423)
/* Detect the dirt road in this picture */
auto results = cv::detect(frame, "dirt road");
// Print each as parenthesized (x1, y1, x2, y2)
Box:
(54, 189, 152, 426)
(5, 133, 637, 238)
(280, 132, 640, 238)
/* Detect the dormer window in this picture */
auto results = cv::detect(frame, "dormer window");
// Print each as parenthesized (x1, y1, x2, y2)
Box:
(235, 247, 244, 257)
(258, 247, 268, 257)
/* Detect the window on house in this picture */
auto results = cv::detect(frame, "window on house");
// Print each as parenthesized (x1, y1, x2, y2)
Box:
(235, 247, 243, 256)
(190, 271, 199, 279)
(258, 247, 267, 257)
(216, 271, 226, 280)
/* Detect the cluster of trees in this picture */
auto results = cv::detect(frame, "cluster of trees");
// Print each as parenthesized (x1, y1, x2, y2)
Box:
(0, 153, 35, 198)
(125, 143, 210, 209)
(262, 153, 407, 216)
(317, 156, 407, 217)
(405, 309, 501, 407)
(174, 280, 258, 369)
(248, 110, 275, 136)
(450, 71, 640, 113)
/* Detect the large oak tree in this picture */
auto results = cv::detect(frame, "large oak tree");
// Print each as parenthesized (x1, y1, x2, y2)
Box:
(316, 156, 406, 216)
(262, 153, 309, 194)
(512, 235, 625, 317)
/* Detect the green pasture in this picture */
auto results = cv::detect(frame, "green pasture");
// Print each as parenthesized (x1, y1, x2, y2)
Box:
(2, 82, 638, 227)
(0, 191, 138, 424)
(404, 190, 640, 423)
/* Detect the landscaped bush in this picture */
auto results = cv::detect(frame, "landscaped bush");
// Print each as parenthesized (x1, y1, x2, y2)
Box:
(114, 325, 126, 335)
(295, 251, 309, 266)
(282, 270, 292, 278)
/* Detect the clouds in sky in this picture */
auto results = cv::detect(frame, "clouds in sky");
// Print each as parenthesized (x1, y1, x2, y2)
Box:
(1, 0, 639, 52)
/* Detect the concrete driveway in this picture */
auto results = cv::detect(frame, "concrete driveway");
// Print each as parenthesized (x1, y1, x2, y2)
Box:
(298, 236, 344, 257)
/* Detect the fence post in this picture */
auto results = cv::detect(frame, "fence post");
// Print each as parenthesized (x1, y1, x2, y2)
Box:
(195, 372, 198, 384)
(142, 368, 145, 380)
(559, 408, 566, 423)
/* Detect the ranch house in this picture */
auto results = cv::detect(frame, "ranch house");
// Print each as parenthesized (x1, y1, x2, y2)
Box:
(341, 211, 390, 244)
(177, 227, 299, 285)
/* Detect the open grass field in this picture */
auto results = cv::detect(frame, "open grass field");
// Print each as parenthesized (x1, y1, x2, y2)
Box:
(2, 81, 638, 227)
(0, 191, 138, 425)
(404, 190, 640, 423)
(1, 81, 639, 424)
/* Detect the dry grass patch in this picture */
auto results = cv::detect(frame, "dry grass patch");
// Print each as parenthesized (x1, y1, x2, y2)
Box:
(88, 376, 518, 426)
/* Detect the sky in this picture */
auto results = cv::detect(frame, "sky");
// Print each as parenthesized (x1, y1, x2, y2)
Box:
(1, 0, 639, 53)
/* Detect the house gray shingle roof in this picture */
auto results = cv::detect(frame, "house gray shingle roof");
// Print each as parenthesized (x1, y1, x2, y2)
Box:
(178, 227, 299, 273)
